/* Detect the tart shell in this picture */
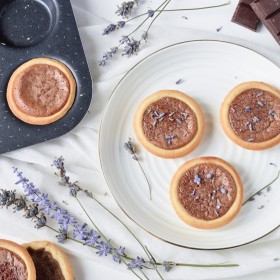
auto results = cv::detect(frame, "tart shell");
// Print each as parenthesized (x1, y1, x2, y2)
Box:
(170, 157, 243, 229)
(133, 90, 205, 158)
(22, 241, 74, 280)
(0, 239, 36, 280)
(7, 58, 76, 125)
(220, 81, 280, 150)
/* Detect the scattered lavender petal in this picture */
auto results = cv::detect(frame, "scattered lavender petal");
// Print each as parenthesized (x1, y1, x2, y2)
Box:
(248, 123, 253, 131)
(247, 137, 254, 142)
(206, 173, 213, 179)
(245, 106, 251, 112)
(190, 189, 196, 196)
(220, 188, 228, 194)
(216, 26, 223, 32)
(267, 186, 272, 193)
(194, 174, 201, 185)
(175, 79, 183, 85)
(176, 118, 182, 124)
(256, 92, 264, 97)
(258, 101, 264, 107)
(270, 162, 277, 167)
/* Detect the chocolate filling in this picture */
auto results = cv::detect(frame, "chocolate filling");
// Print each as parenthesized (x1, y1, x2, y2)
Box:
(142, 97, 198, 150)
(228, 88, 280, 143)
(13, 64, 71, 117)
(178, 163, 237, 220)
(27, 248, 65, 280)
(0, 248, 27, 280)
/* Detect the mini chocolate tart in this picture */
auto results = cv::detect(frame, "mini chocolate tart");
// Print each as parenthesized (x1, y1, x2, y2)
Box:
(0, 239, 36, 280)
(133, 90, 205, 158)
(220, 82, 280, 150)
(170, 157, 243, 229)
(22, 241, 74, 280)
(7, 58, 76, 125)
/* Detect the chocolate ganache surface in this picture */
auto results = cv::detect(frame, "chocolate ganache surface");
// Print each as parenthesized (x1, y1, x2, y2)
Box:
(13, 64, 70, 117)
(142, 97, 198, 150)
(228, 88, 280, 143)
(0, 248, 27, 280)
(178, 163, 237, 220)
(27, 247, 65, 280)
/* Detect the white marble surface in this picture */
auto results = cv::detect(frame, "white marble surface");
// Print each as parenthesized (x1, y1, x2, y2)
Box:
(1, 0, 280, 279)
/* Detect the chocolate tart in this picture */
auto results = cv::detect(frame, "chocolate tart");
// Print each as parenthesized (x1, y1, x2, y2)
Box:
(0, 239, 36, 280)
(22, 241, 74, 280)
(133, 90, 205, 158)
(170, 157, 243, 229)
(220, 81, 280, 150)
(7, 58, 76, 125)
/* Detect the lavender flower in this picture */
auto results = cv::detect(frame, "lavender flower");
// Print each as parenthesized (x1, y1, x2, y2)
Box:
(24, 204, 39, 219)
(116, 1, 138, 18)
(116, 246, 126, 256)
(56, 228, 68, 243)
(128, 257, 145, 269)
(220, 188, 228, 194)
(141, 31, 148, 42)
(84, 229, 100, 246)
(162, 261, 176, 272)
(248, 123, 253, 131)
(103, 52, 113, 61)
(119, 35, 130, 44)
(147, 9, 155, 17)
(194, 174, 201, 185)
(253, 116, 260, 123)
(268, 109, 275, 116)
(96, 241, 112, 256)
(124, 138, 137, 160)
(102, 24, 117, 35)
(110, 47, 118, 54)
(245, 106, 251, 112)
(117, 21, 126, 28)
(122, 39, 141, 57)
(112, 246, 126, 264)
(258, 101, 264, 107)
(73, 223, 88, 240)
(35, 214, 47, 229)
(98, 60, 106, 67)
(256, 92, 264, 97)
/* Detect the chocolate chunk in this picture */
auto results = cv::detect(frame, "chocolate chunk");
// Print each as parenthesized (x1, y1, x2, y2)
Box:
(251, 0, 280, 44)
(232, 0, 260, 31)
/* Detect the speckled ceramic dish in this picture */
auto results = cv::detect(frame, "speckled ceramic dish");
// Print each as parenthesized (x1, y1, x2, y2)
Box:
(0, 0, 92, 153)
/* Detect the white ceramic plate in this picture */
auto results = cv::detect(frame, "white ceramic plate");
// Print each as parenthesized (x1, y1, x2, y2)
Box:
(99, 41, 280, 249)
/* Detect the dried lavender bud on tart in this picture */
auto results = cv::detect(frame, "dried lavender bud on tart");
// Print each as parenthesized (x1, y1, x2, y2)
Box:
(220, 81, 280, 150)
(22, 241, 74, 280)
(133, 90, 205, 158)
(0, 239, 36, 280)
(170, 157, 243, 229)
(7, 58, 76, 125)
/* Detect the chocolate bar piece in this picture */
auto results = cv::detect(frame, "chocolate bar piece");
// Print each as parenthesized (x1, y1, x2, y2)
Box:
(251, 0, 280, 45)
(232, 0, 260, 31)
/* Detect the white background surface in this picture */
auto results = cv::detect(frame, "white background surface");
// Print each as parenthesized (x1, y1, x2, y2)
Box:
(1, 0, 280, 279)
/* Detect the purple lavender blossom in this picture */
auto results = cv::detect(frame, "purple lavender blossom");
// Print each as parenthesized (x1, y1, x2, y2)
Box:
(113, 255, 121, 263)
(98, 60, 106, 67)
(128, 257, 145, 269)
(119, 36, 130, 44)
(245, 106, 251, 112)
(116, 1, 137, 18)
(117, 21, 126, 28)
(253, 116, 260, 123)
(194, 174, 201, 185)
(96, 241, 112, 256)
(147, 9, 154, 17)
(122, 39, 141, 57)
(102, 24, 117, 35)
(83, 229, 100, 246)
(73, 223, 88, 240)
(206, 173, 213, 179)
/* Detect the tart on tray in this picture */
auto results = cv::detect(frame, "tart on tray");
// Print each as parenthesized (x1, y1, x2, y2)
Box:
(133, 90, 205, 158)
(170, 157, 243, 229)
(7, 58, 76, 125)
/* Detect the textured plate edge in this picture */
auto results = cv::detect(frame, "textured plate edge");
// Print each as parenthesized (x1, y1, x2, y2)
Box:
(98, 39, 280, 251)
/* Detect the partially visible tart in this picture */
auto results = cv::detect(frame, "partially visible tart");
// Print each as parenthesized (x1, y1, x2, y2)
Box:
(0, 239, 36, 280)
(220, 81, 280, 150)
(7, 58, 76, 125)
(133, 90, 205, 158)
(22, 241, 74, 280)
(170, 157, 243, 229)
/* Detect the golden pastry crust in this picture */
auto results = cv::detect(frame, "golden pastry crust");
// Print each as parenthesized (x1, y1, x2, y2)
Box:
(22, 241, 74, 280)
(170, 157, 243, 229)
(133, 90, 205, 158)
(0, 239, 36, 280)
(220, 81, 280, 150)
(7, 58, 76, 125)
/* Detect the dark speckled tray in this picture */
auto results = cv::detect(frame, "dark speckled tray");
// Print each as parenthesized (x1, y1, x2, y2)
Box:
(0, 0, 92, 153)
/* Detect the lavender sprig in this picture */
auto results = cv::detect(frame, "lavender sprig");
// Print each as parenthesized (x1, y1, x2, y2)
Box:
(98, 0, 231, 66)
(124, 138, 152, 200)
(243, 168, 280, 205)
